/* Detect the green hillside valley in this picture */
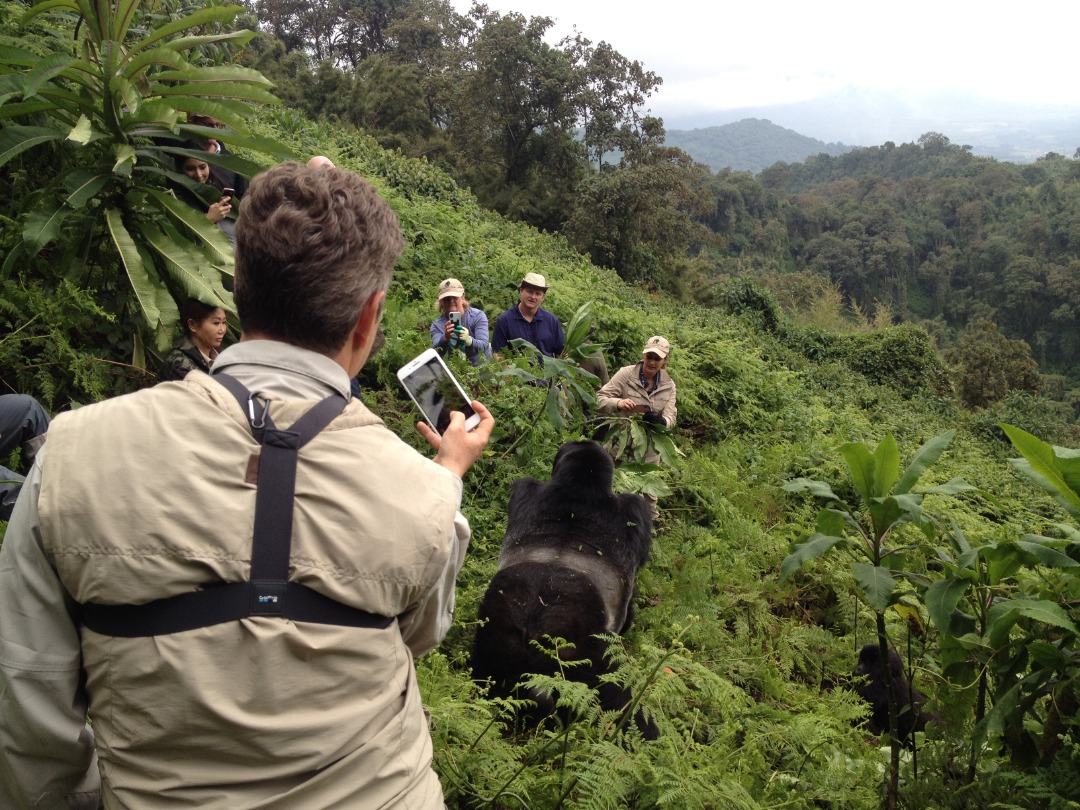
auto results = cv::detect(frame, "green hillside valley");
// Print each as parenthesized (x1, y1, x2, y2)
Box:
(3, 1, 1080, 808)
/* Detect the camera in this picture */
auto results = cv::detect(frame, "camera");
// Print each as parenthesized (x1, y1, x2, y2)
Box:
(448, 311, 461, 325)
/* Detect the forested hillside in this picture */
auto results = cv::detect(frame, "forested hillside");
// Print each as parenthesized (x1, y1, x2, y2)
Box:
(214, 0, 1080, 418)
(664, 118, 851, 174)
(3, 1, 1080, 808)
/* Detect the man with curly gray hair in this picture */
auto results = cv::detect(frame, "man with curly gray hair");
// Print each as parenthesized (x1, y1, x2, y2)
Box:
(0, 161, 493, 809)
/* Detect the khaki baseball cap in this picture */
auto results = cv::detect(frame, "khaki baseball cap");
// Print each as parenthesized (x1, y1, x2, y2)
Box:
(642, 336, 671, 358)
(437, 278, 466, 301)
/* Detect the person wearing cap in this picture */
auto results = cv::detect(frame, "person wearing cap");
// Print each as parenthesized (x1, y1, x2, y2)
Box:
(490, 272, 565, 358)
(596, 336, 677, 517)
(430, 278, 492, 366)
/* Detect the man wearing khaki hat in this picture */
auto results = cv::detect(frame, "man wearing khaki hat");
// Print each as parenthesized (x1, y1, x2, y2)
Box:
(490, 272, 565, 358)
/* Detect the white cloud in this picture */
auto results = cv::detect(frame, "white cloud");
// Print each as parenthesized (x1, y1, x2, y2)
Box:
(448, 0, 1080, 113)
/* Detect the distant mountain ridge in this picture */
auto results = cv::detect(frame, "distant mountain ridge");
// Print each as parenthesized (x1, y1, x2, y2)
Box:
(663, 87, 1080, 164)
(664, 118, 851, 174)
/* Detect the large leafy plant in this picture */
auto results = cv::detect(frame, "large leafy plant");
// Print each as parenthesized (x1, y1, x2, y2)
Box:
(0, 0, 293, 358)
(781, 431, 972, 810)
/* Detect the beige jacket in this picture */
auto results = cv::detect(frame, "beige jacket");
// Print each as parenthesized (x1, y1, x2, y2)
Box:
(0, 341, 467, 809)
(596, 363, 677, 429)
(596, 363, 677, 466)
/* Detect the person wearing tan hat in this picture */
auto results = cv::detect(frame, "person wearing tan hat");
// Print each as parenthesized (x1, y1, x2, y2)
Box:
(430, 278, 491, 366)
(596, 336, 677, 517)
(490, 272, 565, 358)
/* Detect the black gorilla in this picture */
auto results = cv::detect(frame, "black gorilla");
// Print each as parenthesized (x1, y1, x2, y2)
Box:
(471, 441, 656, 737)
(851, 644, 932, 746)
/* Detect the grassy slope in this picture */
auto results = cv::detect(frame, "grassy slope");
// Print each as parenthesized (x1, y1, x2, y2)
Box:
(0, 109, 1062, 807)
(251, 113, 1071, 808)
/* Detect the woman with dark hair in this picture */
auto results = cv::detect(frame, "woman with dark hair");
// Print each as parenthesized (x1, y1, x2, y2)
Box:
(158, 300, 228, 382)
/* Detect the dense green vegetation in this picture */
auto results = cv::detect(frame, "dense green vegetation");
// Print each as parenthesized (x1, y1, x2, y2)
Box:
(4, 1, 1080, 807)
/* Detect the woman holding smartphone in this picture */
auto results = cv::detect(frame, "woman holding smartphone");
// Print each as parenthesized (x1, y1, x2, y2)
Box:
(174, 146, 236, 246)
(429, 278, 492, 366)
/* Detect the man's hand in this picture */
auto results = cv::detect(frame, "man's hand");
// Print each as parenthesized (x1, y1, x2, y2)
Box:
(417, 400, 494, 478)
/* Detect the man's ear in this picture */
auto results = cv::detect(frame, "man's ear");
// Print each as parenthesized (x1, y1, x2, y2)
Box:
(354, 290, 385, 351)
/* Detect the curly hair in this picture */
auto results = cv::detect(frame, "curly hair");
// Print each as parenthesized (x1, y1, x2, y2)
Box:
(234, 162, 404, 354)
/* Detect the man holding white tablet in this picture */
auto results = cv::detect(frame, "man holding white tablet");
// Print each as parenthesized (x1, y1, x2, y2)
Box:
(0, 161, 494, 809)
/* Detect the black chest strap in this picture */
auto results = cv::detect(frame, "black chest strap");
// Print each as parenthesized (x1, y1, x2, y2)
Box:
(77, 373, 393, 637)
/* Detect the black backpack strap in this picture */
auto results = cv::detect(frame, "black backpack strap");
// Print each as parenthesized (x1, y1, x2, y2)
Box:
(79, 373, 393, 637)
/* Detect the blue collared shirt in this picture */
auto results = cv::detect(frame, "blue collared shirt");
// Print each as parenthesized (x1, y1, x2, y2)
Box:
(491, 306, 565, 357)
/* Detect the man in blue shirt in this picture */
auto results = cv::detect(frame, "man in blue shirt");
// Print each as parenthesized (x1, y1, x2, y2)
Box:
(491, 273, 565, 358)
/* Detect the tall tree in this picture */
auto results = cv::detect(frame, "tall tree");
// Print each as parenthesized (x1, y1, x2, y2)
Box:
(561, 33, 661, 170)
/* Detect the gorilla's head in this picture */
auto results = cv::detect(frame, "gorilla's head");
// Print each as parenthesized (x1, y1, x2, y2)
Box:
(550, 440, 614, 493)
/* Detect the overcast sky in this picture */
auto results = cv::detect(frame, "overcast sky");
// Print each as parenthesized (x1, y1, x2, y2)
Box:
(448, 0, 1080, 118)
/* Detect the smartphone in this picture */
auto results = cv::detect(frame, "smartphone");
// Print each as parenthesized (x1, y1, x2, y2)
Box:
(448, 311, 461, 325)
(221, 187, 234, 198)
(397, 348, 480, 434)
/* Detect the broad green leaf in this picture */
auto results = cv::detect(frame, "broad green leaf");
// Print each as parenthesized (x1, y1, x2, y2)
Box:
(20, 0, 79, 24)
(1014, 538, 1080, 569)
(1027, 641, 1066, 669)
(163, 30, 256, 53)
(0, 44, 40, 68)
(153, 65, 273, 86)
(987, 598, 1078, 648)
(924, 578, 969, 638)
(779, 533, 847, 582)
(62, 169, 110, 208)
(23, 196, 70, 256)
(107, 208, 159, 327)
(894, 431, 955, 495)
(67, 114, 92, 144)
(109, 0, 141, 42)
(22, 51, 73, 98)
(113, 144, 136, 176)
(872, 434, 900, 497)
(0, 100, 56, 120)
(122, 100, 179, 131)
(782, 477, 840, 501)
(153, 81, 278, 105)
(128, 6, 248, 56)
(137, 220, 228, 307)
(838, 441, 876, 501)
(923, 477, 976, 496)
(121, 46, 188, 81)
(544, 386, 565, 432)
(815, 508, 846, 537)
(985, 544, 1023, 585)
(0, 125, 65, 167)
(868, 495, 906, 542)
(147, 188, 234, 267)
(851, 562, 895, 612)
(651, 431, 681, 467)
(628, 419, 648, 455)
(1001, 423, 1080, 520)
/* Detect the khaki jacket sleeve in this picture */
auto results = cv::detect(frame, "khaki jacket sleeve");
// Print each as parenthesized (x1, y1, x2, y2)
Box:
(660, 380, 678, 428)
(0, 453, 100, 810)
(396, 477, 470, 658)
(595, 366, 635, 415)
